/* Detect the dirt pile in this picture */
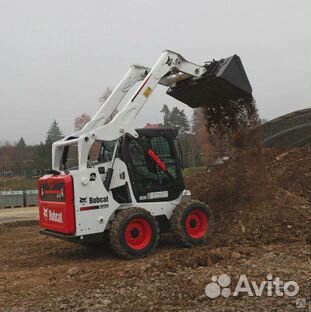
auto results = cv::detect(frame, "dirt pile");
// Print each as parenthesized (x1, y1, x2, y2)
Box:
(192, 94, 311, 245)
(185, 146, 311, 246)
(264, 145, 311, 201)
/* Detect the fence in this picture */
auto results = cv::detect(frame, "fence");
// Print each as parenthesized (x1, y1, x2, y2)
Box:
(0, 190, 38, 208)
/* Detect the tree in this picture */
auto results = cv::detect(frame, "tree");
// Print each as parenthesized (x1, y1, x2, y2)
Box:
(160, 105, 190, 134)
(160, 105, 200, 167)
(45, 120, 63, 145)
(191, 108, 203, 134)
(33, 142, 50, 172)
(16, 137, 26, 149)
(74, 113, 91, 131)
(161, 104, 171, 127)
(176, 109, 190, 134)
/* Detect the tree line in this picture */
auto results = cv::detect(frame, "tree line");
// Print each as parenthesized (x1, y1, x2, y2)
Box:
(0, 84, 212, 178)
(0, 120, 64, 177)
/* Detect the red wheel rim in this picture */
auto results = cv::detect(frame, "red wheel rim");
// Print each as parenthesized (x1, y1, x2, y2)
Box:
(185, 209, 208, 239)
(124, 218, 152, 250)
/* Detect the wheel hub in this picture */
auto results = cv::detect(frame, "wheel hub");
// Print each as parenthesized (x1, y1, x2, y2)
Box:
(131, 228, 139, 238)
(125, 218, 152, 250)
(189, 219, 197, 228)
(185, 209, 208, 239)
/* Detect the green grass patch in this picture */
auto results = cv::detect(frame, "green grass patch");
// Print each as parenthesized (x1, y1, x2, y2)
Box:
(182, 166, 206, 177)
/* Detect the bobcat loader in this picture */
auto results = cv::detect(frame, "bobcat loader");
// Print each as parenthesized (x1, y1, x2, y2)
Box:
(39, 50, 252, 259)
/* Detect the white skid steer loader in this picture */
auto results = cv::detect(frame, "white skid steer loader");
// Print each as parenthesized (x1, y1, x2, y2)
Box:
(38, 50, 252, 259)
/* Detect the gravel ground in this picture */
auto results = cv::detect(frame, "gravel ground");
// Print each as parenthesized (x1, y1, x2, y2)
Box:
(0, 221, 310, 312)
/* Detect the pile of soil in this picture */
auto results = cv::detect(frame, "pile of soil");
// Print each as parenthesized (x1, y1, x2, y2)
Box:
(184, 145, 311, 246)
(191, 94, 311, 245)
(265, 145, 311, 201)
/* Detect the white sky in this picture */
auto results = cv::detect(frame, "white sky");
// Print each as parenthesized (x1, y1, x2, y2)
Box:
(0, 0, 310, 144)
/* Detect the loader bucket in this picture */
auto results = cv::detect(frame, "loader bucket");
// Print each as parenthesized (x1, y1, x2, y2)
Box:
(167, 55, 252, 108)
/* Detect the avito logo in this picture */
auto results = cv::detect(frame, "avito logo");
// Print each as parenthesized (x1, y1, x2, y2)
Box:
(205, 274, 299, 299)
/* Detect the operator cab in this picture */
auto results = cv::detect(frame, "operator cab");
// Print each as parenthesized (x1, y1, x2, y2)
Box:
(120, 128, 184, 203)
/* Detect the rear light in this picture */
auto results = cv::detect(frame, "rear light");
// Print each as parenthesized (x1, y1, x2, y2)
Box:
(60, 187, 64, 199)
(40, 186, 44, 198)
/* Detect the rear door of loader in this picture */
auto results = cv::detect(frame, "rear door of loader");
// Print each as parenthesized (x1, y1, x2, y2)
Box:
(38, 174, 76, 234)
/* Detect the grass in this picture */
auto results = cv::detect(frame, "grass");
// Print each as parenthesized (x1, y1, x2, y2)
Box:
(182, 166, 206, 177)
(0, 169, 206, 191)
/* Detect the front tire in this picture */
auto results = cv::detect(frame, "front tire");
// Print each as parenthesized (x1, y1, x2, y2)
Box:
(170, 200, 213, 247)
(109, 207, 159, 259)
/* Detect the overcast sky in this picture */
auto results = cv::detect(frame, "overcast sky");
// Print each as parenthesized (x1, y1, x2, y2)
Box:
(0, 0, 310, 145)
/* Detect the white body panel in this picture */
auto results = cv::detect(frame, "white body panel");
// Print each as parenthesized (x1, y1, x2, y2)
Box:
(50, 50, 204, 237)
(70, 158, 183, 236)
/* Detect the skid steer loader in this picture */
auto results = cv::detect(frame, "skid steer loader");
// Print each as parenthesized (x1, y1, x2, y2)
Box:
(39, 50, 252, 259)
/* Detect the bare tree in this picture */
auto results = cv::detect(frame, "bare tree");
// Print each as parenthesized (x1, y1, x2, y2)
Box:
(74, 113, 91, 131)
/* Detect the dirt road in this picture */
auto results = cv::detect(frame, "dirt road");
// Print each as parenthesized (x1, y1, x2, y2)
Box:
(0, 222, 310, 312)
(0, 206, 38, 224)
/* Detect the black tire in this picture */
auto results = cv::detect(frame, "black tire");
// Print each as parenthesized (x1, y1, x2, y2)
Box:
(109, 207, 159, 259)
(170, 200, 214, 247)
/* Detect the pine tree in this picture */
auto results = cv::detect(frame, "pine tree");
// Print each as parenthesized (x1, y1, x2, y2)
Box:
(46, 120, 63, 145)
(160, 105, 171, 127)
(177, 109, 190, 134)
(160, 105, 190, 134)
(16, 137, 26, 148)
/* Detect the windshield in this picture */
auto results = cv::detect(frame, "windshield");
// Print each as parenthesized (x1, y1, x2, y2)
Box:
(98, 140, 117, 162)
(60, 140, 118, 171)
(60, 143, 79, 171)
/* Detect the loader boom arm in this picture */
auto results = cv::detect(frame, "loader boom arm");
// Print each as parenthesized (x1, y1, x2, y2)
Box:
(52, 50, 206, 170)
(78, 50, 206, 138)
(92, 50, 206, 141)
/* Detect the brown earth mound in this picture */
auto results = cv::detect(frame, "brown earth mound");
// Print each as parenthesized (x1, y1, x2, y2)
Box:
(265, 145, 311, 201)
(185, 145, 311, 246)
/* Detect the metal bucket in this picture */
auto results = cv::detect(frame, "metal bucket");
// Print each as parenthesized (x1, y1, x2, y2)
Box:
(167, 55, 252, 108)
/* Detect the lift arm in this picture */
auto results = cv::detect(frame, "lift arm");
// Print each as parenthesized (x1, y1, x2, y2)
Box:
(83, 50, 206, 141)
(52, 50, 206, 170)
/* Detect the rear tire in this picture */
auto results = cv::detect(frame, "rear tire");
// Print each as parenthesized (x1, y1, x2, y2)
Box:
(109, 207, 159, 259)
(170, 200, 213, 247)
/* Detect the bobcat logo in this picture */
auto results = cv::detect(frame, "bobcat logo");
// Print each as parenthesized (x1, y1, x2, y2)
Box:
(43, 207, 48, 221)
(79, 197, 87, 204)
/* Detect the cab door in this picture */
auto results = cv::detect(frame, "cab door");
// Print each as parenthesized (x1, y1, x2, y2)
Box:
(122, 130, 184, 203)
